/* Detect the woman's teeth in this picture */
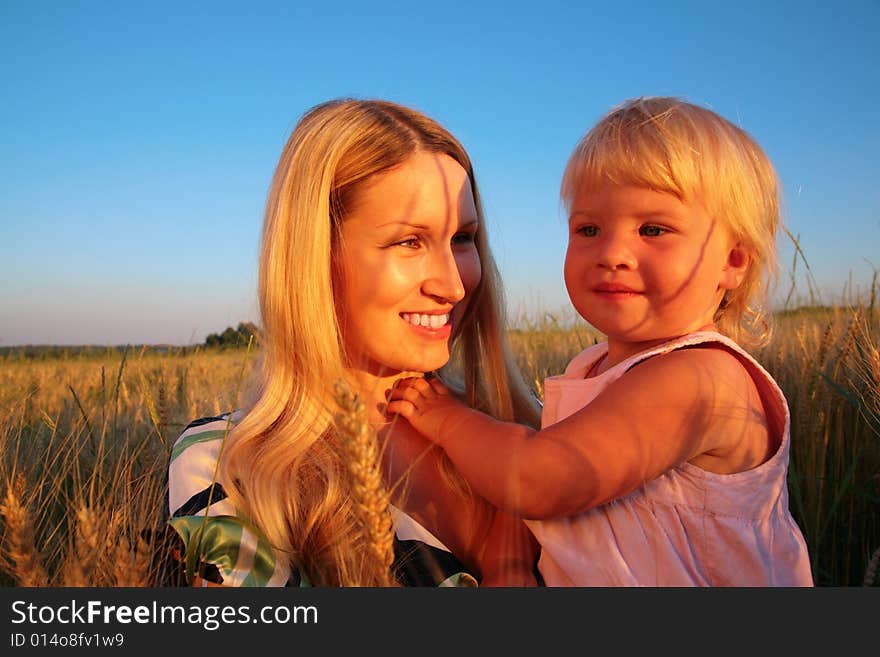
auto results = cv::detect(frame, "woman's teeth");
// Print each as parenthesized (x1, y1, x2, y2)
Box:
(401, 313, 450, 329)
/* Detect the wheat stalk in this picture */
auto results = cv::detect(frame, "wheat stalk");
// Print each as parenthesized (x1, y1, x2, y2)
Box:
(101, 512, 129, 586)
(332, 380, 396, 585)
(110, 528, 152, 587)
(100, 512, 150, 587)
(63, 505, 101, 586)
(0, 474, 48, 586)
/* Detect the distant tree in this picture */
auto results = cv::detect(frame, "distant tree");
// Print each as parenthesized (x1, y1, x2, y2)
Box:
(204, 322, 261, 348)
(237, 322, 260, 344)
(221, 326, 238, 345)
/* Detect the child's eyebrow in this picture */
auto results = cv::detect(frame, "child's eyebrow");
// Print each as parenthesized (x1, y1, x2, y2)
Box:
(633, 210, 681, 220)
(567, 209, 684, 221)
(567, 211, 592, 220)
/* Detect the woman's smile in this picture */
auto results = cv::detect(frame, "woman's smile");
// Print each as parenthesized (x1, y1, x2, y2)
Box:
(400, 312, 453, 332)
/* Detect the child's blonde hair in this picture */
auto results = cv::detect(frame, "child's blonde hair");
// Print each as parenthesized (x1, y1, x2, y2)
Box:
(561, 96, 781, 347)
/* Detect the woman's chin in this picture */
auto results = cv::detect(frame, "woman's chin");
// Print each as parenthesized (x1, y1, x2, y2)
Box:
(393, 352, 451, 376)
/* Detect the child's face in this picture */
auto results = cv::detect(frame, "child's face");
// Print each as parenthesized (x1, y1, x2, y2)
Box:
(565, 184, 746, 350)
(333, 151, 482, 377)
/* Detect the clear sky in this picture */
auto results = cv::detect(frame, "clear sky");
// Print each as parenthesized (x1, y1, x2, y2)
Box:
(2, 0, 878, 346)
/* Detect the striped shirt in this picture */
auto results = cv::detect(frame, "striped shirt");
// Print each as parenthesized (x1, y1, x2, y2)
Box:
(166, 413, 478, 587)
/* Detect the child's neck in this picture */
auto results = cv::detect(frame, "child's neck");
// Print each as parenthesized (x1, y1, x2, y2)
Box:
(601, 323, 718, 374)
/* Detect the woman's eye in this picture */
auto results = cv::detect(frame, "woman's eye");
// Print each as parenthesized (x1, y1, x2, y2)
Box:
(452, 231, 475, 245)
(640, 225, 666, 237)
(576, 225, 598, 237)
(394, 237, 421, 249)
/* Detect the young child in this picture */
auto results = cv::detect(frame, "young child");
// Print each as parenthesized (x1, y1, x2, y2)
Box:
(387, 96, 814, 586)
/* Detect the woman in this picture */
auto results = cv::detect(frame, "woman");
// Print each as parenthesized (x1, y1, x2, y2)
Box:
(166, 99, 541, 586)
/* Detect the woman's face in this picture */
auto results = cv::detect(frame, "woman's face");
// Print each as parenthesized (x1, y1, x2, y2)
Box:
(333, 151, 482, 377)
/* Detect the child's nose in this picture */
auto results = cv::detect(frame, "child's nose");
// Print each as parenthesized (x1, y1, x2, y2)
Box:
(596, 234, 636, 270)
(422, 247, 466, 302)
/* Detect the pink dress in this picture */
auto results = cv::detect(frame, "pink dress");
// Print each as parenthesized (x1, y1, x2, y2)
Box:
(525, 331, 814, 586)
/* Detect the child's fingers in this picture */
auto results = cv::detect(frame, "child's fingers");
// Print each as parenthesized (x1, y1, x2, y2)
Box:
(426, 377, 449, 396)
(386, 381, 424, 407)
(385, 399, 415, 419)
(390, 376, 423, 394)
(396, 384, 426, 407)
(386, 376, 441, 414)
(408, 377, 433, 395)
(392, 376, 432, 396)
(388, 377, 419, 397)
(387, 379, 411, 402)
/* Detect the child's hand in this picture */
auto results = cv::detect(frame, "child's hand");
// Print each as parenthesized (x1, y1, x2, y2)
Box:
(386, 374, 466, 444)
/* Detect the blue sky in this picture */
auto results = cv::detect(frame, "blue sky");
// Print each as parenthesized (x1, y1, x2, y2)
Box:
(2, 0, 878, 346)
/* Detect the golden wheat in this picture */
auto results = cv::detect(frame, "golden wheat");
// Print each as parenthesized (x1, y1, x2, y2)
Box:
(63, 505, 101, 586)
(332, 380, 397, 586)
(0, 474, 48, 587)
(1, 301, 877, 586)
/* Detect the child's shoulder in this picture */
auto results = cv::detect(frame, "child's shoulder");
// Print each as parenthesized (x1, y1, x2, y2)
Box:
(628, 332, 765, 377)
(623, 334, 769, 406)
(656, 342, 754, 379)
(619, 336, 783, 472)
(634, 340, 741, 373)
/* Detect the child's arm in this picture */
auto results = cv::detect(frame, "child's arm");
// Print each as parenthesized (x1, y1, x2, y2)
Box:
(387, 347, 770, 519)
(379, 418, 536, 584)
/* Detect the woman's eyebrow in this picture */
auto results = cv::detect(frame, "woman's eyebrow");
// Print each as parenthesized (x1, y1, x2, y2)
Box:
(376, 219, 480, 229)
(375, 219, 431, 229)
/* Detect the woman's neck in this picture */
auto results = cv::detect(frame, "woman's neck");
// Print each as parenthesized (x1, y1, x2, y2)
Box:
(341, 367, 436, 510)
(342, 367, 425, 427)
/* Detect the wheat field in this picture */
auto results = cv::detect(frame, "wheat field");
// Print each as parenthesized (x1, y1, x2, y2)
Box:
(1, 304, 878, 587)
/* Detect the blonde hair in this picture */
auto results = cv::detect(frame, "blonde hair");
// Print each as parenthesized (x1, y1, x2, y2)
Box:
(561, 96, 781, 347)
(220, 99, 540, 586)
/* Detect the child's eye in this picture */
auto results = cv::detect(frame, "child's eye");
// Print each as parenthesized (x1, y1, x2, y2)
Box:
(576, 225, 599, 237)
(639, 225, 667, 237)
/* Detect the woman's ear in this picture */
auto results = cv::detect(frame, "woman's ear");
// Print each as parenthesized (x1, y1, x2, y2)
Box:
(720, 243, 751, 290)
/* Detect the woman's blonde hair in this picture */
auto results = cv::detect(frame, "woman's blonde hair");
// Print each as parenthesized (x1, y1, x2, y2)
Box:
(561, 96, 781, 347)
(220, 99, 540, 586)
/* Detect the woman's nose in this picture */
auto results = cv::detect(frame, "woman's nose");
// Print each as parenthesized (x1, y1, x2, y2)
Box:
(422, 248, 466, 302)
